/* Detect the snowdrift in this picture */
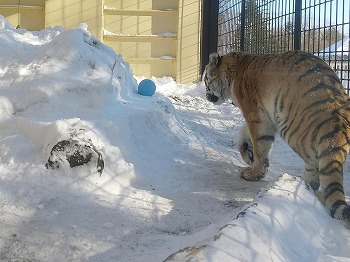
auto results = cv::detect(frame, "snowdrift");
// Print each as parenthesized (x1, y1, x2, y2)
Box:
(0, 19, 192, 194)
(0, 18, 198, 260)
(165, 174, 350, 261)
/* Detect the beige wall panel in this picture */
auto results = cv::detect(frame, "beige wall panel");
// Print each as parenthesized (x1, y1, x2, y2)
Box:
(176, 0, 201, 83)
(149, 61, 176, 78)
(152, 0, 178, 10)
(105, 14, 177, 36)
(129, 61, 176, 78)
(103, 1, 179, 78)
(129, 63, 151, 77)
(45, 0, 103, 38)
(21, 9, 45, 30)
(104, 0, 178, 12)
(0, 0, 45, 5)
(105, 15, 152, 35)
(152, 15, 177, 35)
(150, 41, 176, 57)
(104, 0, 152, 10)
(177, 60, 200, 82)
(0, 0, 45, 30)
(105, 40, 176, 58)
(105, 41, 152, 58)
(180, 43, 201, 58)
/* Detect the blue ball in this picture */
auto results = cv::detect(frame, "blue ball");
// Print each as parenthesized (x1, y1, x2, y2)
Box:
(138, 79, 156, 96)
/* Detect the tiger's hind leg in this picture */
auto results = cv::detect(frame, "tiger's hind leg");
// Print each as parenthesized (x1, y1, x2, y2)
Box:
(238, 121, 275, 181)
(302, 163, 324, 204)
(237, 123, 254, 165)
(302, 162, 320, 191)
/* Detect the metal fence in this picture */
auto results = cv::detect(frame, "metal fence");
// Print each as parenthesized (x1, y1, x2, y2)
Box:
(218, 0, 350, 93)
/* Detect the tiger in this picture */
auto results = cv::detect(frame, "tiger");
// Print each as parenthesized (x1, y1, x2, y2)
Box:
(203, 50, 350, 227)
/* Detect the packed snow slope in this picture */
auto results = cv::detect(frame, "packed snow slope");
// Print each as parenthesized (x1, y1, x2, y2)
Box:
(0, 17, 349, 261)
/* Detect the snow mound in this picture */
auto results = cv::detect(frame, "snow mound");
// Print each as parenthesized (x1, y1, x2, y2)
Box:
(0, 19, 200, 261)
(0, 21, 192, 195)
(166, 173, 350, 261)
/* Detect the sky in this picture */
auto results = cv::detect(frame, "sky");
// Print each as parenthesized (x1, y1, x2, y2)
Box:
(315, 0, 349, 36)
(219, 0, 350, 36)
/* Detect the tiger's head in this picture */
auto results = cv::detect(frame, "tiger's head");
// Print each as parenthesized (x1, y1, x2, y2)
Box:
(202, 52, 232, 105)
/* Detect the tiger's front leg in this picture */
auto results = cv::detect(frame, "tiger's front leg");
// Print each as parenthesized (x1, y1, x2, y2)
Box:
(238, 121, 275, 181)
(237, 123, 254, 165)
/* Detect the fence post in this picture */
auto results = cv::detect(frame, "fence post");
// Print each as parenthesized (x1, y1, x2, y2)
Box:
(240, 0, 246, 51)
(200, 0, 219, 75)
(294, 0, 302, 50)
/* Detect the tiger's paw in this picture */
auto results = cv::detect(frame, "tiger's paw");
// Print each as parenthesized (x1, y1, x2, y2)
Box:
(239, 142, 254, 165)
(239, 166, 266, 181)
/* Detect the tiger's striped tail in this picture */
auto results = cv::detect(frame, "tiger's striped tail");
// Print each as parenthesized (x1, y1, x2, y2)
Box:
(331, 200, 350, 228)
(318, 130, 350, 228)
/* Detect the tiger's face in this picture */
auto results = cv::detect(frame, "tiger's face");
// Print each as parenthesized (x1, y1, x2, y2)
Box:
(202, 53, 231, 105)
(203, 68, 220, 104)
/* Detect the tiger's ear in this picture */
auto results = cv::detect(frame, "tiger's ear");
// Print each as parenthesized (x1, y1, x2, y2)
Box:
(209, 53, 221, 67)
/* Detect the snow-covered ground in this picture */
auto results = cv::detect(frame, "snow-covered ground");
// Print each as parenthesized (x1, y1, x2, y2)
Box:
(0, 17, 349, 262)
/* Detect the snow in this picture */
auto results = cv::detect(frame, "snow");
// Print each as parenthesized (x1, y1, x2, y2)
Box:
(103, 29, 177, 38)
(165, 174, 350, 261)
(0, 16, 349, 261)
(158, 32, 177, 38)
(158, 56, 176, 60)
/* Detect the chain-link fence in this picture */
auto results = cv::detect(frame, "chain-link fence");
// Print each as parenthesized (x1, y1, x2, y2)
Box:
(218, 0, 350, 92)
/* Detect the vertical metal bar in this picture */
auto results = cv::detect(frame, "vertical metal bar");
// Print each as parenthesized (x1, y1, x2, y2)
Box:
(346, 0, 350, 93)
(269, 1, 276, 53)
(312, 0, 320, 54)
(240, 0, 246, 51)
(337, 0, 342, 89)
(284, 0, 288, 51)
(280, 0, 283, 52)
(270, 0, 273, 53)
(318, 0, 322, 59)
(200, 0, 219, 75)
(294, 0, 302, 50)
(286, 0, 289, 51)
(258, 0, 261, 53)
(307, 0, 311, 51)
(250, 1, 254, 53)
(323, 1, 327, 61)
(263, 1, 266, 53)
(17, 0, 21, 28)
(291, 1, 294, 51)
(330, 0, 336, 73)
(258, 0, 260, 53)
(200, 0, 211, 74)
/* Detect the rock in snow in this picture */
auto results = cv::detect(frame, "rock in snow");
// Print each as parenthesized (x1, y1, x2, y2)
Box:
(46, 138, 104, 175)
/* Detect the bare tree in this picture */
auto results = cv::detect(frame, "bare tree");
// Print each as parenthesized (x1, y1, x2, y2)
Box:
(217, 0, 343, 54)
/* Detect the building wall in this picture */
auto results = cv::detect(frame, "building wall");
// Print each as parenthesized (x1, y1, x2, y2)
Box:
(0, 0, 202, 83)
(176, 0, 202, 83)
(0, 0, 45, 30)
(45, 0, 104, 40)
(103, 0, 179, 78)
